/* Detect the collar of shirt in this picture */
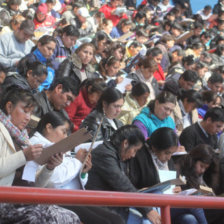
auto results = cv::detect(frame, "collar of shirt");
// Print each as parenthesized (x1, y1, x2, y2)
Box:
(197, 121, 209, 138)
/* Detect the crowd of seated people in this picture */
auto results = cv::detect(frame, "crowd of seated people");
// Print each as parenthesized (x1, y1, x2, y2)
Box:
(1, 0, 224, 223)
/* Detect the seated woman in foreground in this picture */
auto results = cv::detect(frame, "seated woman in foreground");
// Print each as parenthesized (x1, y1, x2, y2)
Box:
(0, 87, 80, 224)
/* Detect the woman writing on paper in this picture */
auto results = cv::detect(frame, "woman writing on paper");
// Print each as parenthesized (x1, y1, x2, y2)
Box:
(0, 87, 80, 223)
(128, 127, 207, 224)
(27, 111, 124, 224)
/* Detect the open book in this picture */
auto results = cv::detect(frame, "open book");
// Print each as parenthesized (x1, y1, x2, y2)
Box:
(35, 128, 92, 165)
(179, 186, 214, 196)
(139, 176, 186, 194)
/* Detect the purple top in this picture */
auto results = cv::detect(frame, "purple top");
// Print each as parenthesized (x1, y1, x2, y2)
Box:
(133, 120, 148, 140)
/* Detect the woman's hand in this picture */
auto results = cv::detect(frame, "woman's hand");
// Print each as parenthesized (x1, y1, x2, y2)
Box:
(173, 186, 182, 194)
(46, 153, 63, 170)
(147, 210, 161, 224)
(23, 144, 43, 161)
(82, 154, 92, 173)
(75, 149, 88, 163)
(116, 76, 123, 84)
(177, 145, 186, 152)
(125, 83, 132, 91)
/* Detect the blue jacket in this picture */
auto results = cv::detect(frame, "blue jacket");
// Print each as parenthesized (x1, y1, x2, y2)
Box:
(110, 27, 124, 39)
(29, 49, 55, 92)
(133, 106, 175, 137)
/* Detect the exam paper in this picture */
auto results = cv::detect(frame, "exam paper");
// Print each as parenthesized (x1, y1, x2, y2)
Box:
(116, 78, 132, 93)
(158, 170, 176, 194)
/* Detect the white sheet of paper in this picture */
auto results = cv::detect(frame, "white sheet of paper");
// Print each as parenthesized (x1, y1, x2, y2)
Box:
(172, 151, 188, 156)
(116, 78, 132, 93)
(74, 141, 103, 153)
(158, 170, 177, 194)
(22, 161, 39, 182)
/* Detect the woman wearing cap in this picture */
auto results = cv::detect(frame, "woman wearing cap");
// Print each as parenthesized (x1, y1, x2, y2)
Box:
(33, 3, 56, 29)
(170, 89, 202, 136)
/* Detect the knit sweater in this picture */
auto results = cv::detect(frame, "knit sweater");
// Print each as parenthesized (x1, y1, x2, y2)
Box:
(0, 31, 34, 69)
(133, 107, 175, 139)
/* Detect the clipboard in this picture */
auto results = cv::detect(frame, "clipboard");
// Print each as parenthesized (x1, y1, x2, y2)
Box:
(35, 128, 92, 165)
(117, 31, 135, 42)
(175, 30, 194, 44)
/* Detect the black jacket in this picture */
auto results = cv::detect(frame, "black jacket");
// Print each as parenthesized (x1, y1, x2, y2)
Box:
(86, 141, 151, 220)
(128, 145, 175, 190)
(80, 110, 123, 141)
(179, 122, 218, 152)
(56, 53, 97, 83)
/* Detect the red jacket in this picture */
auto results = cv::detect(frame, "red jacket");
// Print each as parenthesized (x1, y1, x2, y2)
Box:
(99, 4, 128, 27)
(34, 15, 56, 29)
(65, 88, 95, 132)
(153, 64, 165, 81)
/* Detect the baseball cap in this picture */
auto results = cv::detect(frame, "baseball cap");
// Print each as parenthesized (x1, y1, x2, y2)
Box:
(78, 7, 90, 18)
(19, 19, 35, 35)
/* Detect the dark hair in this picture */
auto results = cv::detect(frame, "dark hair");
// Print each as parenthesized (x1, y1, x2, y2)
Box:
(111, 125, 145, 149)
(72, 1, 83, 9)
(117, 18, 132, 30)
(179, 144, 216, 189)
(214, 44, 224, 56)
(96, 87, 123, 113)
(171, 23, 183, 32)
(134, 11, 146, 21)
(191, 42, 204, 50)
(180, 70, 199, 83)
(156, 91, 176, 104)
(75, 42, 95, 54)
(148, 91, 176, 112)
(61, 25, 79, 37)
(179, 89, 203, 107)
(18, 60, 47, 78)
(49, 77, 80, 96)
(128, 41, 142, 49)
(138, 57, 158, 70)
(99, 56, 120, 76)
(208, 73, 223, 84)
(146, 47, 162, 57)
(131, 82, 150, 97)
(201, 91, 217, 103)
(193, 21, 203, 30)
(36, 111, 72, 135)
(159, 34, 174, 43)
(195, 61, 207, 71)
(203, 107, 224, 122)
(190, 144, 214, 164)
(204, 5, 212, 11)
(147, 127, 178, 152)
(81, 78, 106, 94)
(38, 35, 56, 46)
(8, 0, 21, 6)
(91, 31, 110, 48)
(110, 41, 126, 58)
(182, 55, 195, 66)
(0, 86, 36, 114)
